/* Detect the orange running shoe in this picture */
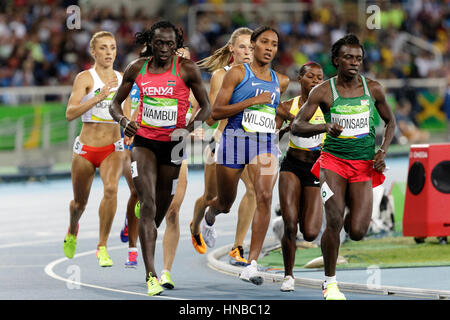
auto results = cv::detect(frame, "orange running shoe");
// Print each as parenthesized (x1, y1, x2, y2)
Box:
(190, 221, 207, 254)
(228, 246, 248, 266)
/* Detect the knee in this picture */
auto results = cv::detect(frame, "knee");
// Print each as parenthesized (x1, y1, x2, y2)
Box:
(348, 226, 369, 241)
(302, 229, 320, 242)
(103, 183, 118, 199)
(256, 190, 273, 207)
(325, 212, 344, 233)
(283, 221, 298, 239)
(165, 208, 179, 227)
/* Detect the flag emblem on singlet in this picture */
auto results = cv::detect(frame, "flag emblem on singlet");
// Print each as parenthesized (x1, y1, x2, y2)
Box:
(167, 80, 176, 86)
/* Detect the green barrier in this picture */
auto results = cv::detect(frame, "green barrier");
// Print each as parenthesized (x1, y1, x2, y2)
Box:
(390, 181, 406, 232)
(0, 103, 81, 151)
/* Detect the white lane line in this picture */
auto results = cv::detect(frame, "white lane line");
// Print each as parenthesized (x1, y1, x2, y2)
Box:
(44, 242, 188, 300)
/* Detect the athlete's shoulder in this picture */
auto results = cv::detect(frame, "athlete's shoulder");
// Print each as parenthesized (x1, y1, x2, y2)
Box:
(73, 70, 93, 86)
(364, 76, 385, 98)
(275, 71, 290, 91)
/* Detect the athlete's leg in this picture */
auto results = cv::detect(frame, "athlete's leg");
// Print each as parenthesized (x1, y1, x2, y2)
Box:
(192, 147, 217, 235)
(163, 160, 188, 272)
(279, 170, 301, 277)
(299, 186, 322, 241)
(319, 168, 347, 277)
(234, 166, 257, 248)
(98, 151, 123, 248)
(344, 180, 373, 241)
(123, 149, 139, 248)
(69, 154, 96, 235)
(204, 164, 243, 224)
(131, 146, 159, 280)
(246, 153, 278, 262)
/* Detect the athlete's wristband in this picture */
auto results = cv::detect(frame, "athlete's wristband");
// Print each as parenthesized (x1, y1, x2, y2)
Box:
(378, 148, 386, 154)
(119, 116, 129, 128)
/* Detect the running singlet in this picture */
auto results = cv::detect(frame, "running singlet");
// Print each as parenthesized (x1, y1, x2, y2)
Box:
(224, 63, 280, 137)
(322, 75, 376, 160)
(288, 96, 325, 151)
(135, 56, 190, 142)
(81, 68, 123, 123)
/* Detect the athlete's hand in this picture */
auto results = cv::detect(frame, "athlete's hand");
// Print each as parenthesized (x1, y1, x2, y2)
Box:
(326, 123, 343, 137)
(121, 118, 139, 138)
(124, 135, 134, 146)
(251, 91, 272, 105)
(373, 149, 386, 172)
(99, 79, 119, 100)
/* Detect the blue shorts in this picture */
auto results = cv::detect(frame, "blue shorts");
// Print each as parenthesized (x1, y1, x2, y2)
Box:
(216, 129, 280, 169)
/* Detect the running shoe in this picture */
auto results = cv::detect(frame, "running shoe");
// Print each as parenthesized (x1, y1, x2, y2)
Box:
(96, 246, 113, 267)
(64, 233, 77, 259)
(147, 273, 163, 296)
(160, 270, 175, 289)
(239, 260, 263, 285)
(322, 282, 346, 300)
(190, 221, 206, 254)
(228, 246, 248, 266)
(280, 275, 295, 292)
(63, 224, 79, 259)
(134, 201, 140, 219)
(124, 250, 138, 268)
(120, 218, 128, 243)
(201, 218, 216, 248)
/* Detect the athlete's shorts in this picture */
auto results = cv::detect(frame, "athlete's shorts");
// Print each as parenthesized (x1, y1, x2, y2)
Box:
(133, 134, 183, 167)
(280, 153, 320, 187)
(311, 151, 385, 188)
(216, 131, 280, 169)
(73, 136, 124, 168)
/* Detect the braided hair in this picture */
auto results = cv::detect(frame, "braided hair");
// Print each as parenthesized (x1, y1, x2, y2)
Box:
(135, 20, 184, 57)
(331, 34, 365, 68)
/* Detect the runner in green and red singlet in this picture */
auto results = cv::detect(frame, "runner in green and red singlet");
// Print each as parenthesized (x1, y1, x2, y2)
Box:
(291, 34, 396, 300)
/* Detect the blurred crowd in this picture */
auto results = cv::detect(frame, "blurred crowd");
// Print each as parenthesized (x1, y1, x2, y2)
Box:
(0, 0, 448, 88)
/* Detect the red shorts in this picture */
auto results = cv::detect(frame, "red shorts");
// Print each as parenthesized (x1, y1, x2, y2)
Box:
(311, 151, 385, 188)
(73, 137, 124, 168)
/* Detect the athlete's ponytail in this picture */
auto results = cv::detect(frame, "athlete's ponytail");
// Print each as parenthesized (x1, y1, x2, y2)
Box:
(197, 27, 253, 72)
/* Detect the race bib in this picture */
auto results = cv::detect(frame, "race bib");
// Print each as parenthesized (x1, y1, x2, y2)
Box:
(290, 133, 323, 151)
(141, 96, 178, 128)
(241, 104, 276, 133)
(91, 91, 116, 122)
(331, 104, 370, 139)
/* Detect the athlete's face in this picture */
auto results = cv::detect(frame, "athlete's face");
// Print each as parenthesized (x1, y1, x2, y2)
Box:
(252, 30, 278, 64)
(230, 34, 252, 65)
(91, 36, 116, 67)
(335, 45, 363, 76)
(299, 66, 323, 95)
(152, 28, 177, 62)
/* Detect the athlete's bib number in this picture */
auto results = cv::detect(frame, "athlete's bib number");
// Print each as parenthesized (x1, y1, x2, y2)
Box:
(141, 96, 178, 128)
(331, 105, 370, 139)
(290, 133, 323, 151)
(241, 104, 276, 134)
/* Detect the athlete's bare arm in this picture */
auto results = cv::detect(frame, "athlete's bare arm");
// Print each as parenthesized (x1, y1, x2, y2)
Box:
(179, 58, 210, 133)
(368, 79, 396, 172)
(110, 58, 146, 137)
(66, 71, 117, 121)
(205, 68, 226, 126)
(291, 82, 342, 138)
(211, 65, 272, 120)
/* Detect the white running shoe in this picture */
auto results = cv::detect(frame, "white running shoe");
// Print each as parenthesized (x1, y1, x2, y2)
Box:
(239, 260, 263, 285)
(201, 218, 217, 248)
(280, 275, 295, 292)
